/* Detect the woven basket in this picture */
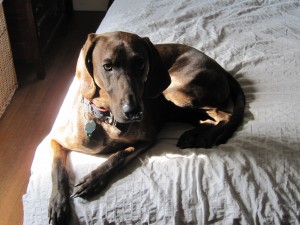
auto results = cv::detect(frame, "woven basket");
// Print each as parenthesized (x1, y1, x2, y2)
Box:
(0, 4, 5, 35)
(0, 4, 18, 118)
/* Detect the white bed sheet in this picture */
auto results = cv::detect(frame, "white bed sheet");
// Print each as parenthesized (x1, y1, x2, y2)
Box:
(23, 0, 300, 224)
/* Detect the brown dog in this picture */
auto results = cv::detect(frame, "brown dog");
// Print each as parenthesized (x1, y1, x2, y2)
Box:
(48, 31, 245, 224)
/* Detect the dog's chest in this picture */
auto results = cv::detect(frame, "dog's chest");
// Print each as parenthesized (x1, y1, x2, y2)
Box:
(79, 120, 151, 154)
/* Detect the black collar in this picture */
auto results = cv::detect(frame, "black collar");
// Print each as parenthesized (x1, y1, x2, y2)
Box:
(82, 97, 132, 138)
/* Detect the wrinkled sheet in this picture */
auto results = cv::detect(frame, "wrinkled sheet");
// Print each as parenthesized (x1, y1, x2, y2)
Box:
(23, 0, 300, 224)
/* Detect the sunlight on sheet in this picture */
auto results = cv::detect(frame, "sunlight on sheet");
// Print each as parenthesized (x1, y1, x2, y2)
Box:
(148, 152, 208, 162)
(52, 77, 81, 129)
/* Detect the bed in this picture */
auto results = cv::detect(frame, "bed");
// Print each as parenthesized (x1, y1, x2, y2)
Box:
(23, 0, 300, 224)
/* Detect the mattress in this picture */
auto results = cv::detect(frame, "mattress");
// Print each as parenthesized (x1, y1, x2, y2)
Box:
(23, 0, 300, 224)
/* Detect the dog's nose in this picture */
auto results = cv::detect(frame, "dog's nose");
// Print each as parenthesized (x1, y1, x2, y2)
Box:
(122, 103, 143, 121)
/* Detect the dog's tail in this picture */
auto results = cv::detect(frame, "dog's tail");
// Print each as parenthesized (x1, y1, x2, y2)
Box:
(215, 72, 246, 145)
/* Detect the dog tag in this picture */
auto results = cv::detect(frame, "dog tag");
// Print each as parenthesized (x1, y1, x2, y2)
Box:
(84, 120, 96, 138)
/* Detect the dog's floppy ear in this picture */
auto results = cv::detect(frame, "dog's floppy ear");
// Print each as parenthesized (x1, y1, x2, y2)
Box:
(76, 33, 97, 99)
(143, 37, 171, 98)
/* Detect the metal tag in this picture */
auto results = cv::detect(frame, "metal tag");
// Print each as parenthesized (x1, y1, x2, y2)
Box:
(84, 120, 96, 138)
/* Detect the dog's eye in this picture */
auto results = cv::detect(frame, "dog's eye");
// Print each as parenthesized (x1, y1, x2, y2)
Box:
(103, 63, 113, 71)
(135, 58, 145, 70)
(138, 62, 145, 70)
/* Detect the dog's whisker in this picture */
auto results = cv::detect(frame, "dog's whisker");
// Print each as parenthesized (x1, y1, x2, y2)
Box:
(70, 193, 79, 198)
(74, 182, 83, 187)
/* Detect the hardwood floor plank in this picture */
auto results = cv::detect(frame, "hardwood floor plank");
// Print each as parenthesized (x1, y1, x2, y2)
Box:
(0, 11, 105, 225)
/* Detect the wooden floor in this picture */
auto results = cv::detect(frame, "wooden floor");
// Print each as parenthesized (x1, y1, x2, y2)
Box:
(0, 11, 105, 225)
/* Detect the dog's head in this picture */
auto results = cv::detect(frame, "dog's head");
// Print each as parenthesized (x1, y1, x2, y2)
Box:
(76, 31, 170, 123)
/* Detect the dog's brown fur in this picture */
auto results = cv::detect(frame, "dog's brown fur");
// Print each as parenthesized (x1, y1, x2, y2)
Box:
(48, 31, 245, 224)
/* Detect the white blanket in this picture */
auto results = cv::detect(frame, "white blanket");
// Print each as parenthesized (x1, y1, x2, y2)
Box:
(23, 0, 300, 224)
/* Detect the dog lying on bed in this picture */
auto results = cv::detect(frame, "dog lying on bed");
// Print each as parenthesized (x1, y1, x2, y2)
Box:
(48, 31, 245, 224)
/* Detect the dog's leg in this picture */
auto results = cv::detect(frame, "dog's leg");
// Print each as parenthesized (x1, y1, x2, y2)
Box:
(71, 142, 151, 199)
(199, 107, 231, 125)
(177, 124, 230, 148)
(48, 140, 71, 225)
(177, 108, 231, 149)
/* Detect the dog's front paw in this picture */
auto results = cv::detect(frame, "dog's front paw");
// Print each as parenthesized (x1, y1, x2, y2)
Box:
(48, 190, 71, 225)
(71, 169, 110, 199)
